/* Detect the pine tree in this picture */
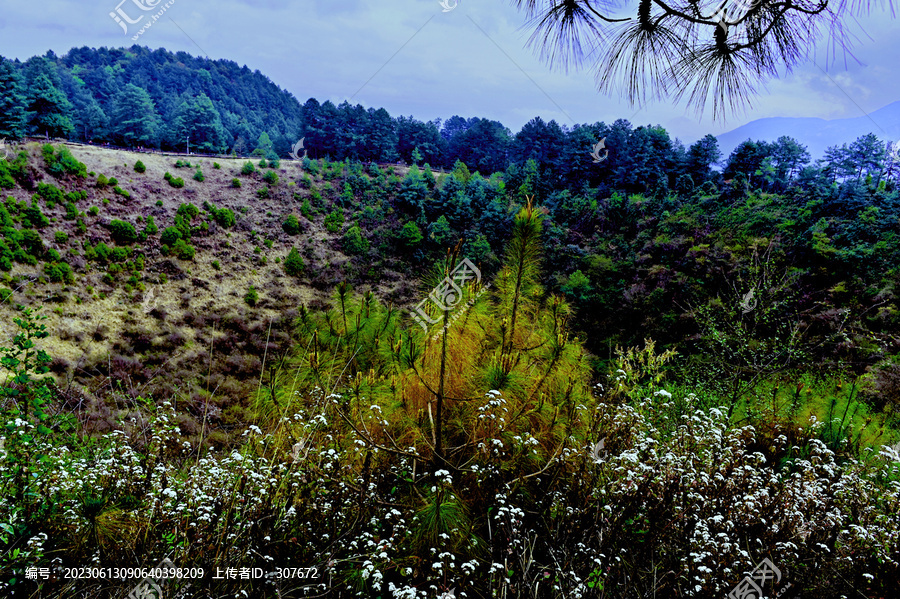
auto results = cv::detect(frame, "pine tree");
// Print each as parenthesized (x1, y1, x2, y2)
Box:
(0, 57, 26, 140)
(109, 84, 158, 147)
(25, 73, 73, 138)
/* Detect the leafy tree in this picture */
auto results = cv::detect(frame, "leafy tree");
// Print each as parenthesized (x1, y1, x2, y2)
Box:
(685, 134, 721, 184)
(169, 92, 225, 153)
(398, 221, 423, 249)
(160, 226, 182, 247)
(324, 210, 344, 233)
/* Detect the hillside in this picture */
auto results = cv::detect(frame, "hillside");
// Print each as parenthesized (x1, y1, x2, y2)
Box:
(0, 141, 416, 440)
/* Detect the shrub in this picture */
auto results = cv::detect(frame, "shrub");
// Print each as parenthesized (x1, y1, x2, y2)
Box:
(282, 214, 301, 235)
(54, 231, 68, 244)
(108, 177, 118, 186)
(164, 172, 172, 181)
(193, 169, 204, 182)
(231, 178, 241, 188)
(263, 170, 279, 185)
(160, 227, 182, 246)
(177, 203, 199, 220)
(211, 259, 220, 270)
(241, 161, 255, 175)
(244, 285, 258, 306)
(64, 201, 78, 220)
(257, 187, 270, 199)
(283, 247, 304, 277)
(113, 185, 130, 198)
(36, 183, 65, 207)
(134, 160, 146, 173)
(213, 162, 221, 169)
(23, 203, 50, 229)
(110, 220, 138, 244)
(172, 238, 195, 260)
(88, 206, 99, 216)
(43, 145, 87, 178)
(143, 215, 158, 236)
(342, 225, 369, 255)
(324, 209, 344, 233)
(168, 176, 185, 189)
(43, 261, 73, 283)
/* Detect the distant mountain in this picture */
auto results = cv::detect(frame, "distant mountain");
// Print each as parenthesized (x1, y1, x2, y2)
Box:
(716, 101, 900, 160)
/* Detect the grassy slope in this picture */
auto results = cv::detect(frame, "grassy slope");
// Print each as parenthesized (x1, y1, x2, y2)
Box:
(0, 142, 407, 440)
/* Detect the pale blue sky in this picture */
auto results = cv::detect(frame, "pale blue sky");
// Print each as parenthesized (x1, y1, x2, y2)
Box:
(0, 0, 897, 144)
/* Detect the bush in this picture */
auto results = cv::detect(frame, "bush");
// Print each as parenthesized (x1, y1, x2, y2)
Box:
(282, 214, 301, 235)
(143, 215, 158, 236)
(213, 162, 221, 169)
(113, 185, 130, 198)
(88, 206, 99, 216)
(231, 178, 241, 188)
(64, 201, 78, 220)
(134, 160, 146, 173)
(241, 161, 256, 176)
(54, 231, 68, 244)
(257, 187, 270, 199)
(244, 285, 258, 306)
(108, 177, 118, 186)
(172, 239, 195, 260)
(193, 169, 204, 182)
(211, 259, 220, 270)
(160, 226, 182, 246)
(283, 247, 304, 277)
(324, 209, 344, 233)
(109, 220, 138, 244)
(43, 145, 87, 178)
(263, 170, 279, 185)
(23, 203, 50, 229)
(43, 261, 73, 283)
(342, 225, 369, 255)
(168, 176, 185, 189)
(36, 183, 65, 207)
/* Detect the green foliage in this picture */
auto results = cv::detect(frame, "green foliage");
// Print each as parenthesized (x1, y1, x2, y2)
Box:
(241, 161, 256, 175)
(323, 209, 344, 233)
(112, 185, 130, 199)
(283, 246, 304, 277)
(282, 214, 301, 235)
(43, 261, 73, 283)
(134, 160, 146, 173)
(398, 221, 422, 248)
(23, 202, 49, 229)
(35, 183, 65, 207)
(193, 168, 204, 182)
(172, 238, 195, 260)
(143, 215, 158, 236)
(53, 231, 67, 244)
(42, 145, 85, 178)
(257, 187, 269, 199)
(231, 177, 241, 188)
(211, 259, 220, 270)
(244, 284, 258, 306)
(342, 225, 369, 255)
(160, 227, 182, 247)
(63, 201, 78, 221)
(109, 220, 138, 244)
(263, 170, 279, 185)
(167, 175, 185, 188)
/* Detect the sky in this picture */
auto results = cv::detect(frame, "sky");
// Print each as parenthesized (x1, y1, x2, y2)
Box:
(0, 0, 897, 145)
